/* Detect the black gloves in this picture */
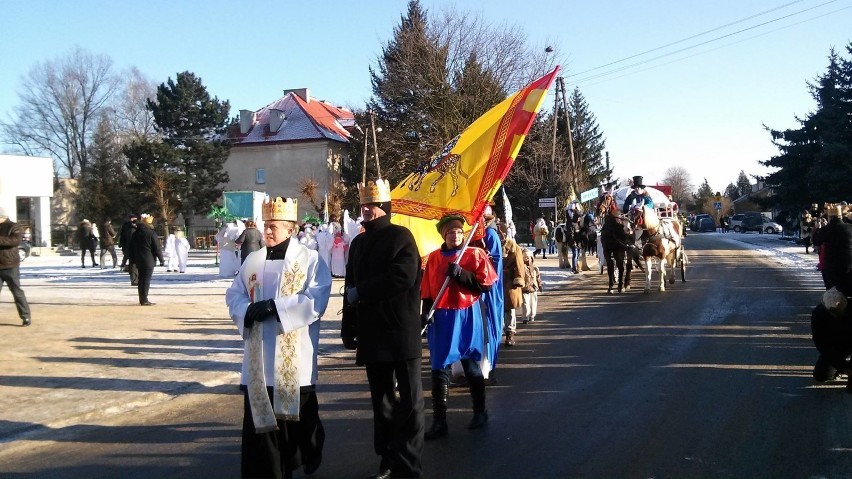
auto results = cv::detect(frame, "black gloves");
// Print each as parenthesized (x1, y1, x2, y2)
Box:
(446, 263, 462, 278)
(244, 299, 277, 329)
(342, 336, 358, 350)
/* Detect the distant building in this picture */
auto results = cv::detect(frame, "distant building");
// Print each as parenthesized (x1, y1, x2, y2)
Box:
(223, 88, 355, 221)
(732, 180, 775, 216)
(0, 155, 54, 247)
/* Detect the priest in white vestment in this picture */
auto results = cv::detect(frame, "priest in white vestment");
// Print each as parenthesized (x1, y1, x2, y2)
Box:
(225, 196, 332, 478)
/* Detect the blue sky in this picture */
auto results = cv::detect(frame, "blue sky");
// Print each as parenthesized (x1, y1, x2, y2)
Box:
(2, 0, 850, 194)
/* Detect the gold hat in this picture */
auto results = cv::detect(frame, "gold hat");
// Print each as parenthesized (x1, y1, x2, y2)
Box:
(828, 205, 843, 218)
(262, 197, 298, 222)
(358, 179, 391, 205)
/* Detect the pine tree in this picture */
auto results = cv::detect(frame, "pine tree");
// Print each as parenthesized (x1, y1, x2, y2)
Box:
(762, 43, 852, 211)
(691, 178, 715, 212)
(124, 71, 231, 224)
(735, 170, 751, 198)
(568, 87, 610, 191)
(76, 115, 134, 223)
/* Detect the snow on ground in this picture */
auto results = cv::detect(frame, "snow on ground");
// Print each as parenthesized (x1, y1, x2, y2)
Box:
(532, 231, 821, 290)
(17, 232, 819, 297)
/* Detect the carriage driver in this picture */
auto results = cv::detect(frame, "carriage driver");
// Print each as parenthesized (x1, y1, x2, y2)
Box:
(622, 176, 654, 214)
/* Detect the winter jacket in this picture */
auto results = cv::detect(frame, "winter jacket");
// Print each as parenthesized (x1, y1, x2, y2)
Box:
(812, 219, 852, 274)
(76, 222, 96, 251)
(100, 222, 116, 248)
(502, 237, 525, 309)
(0, 218, 23, 270)
(341, 214, 422, 365)
(129, 223, 164, 269)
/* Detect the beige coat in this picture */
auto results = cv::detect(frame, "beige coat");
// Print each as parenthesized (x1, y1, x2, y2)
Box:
(503, 238, 525, 309)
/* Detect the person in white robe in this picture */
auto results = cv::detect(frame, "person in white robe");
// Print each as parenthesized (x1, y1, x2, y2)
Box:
(216, 220, 242, 277)
(164, 231, 178, 272)
(315, 223, 333, 268)
(173, 229, 190, 273)
(330, 233, 347, 278)
(225, 196, 332, 478)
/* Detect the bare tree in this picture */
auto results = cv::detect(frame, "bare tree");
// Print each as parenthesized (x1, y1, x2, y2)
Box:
(110, 67, 158, 144)
(1, 47, 120, 178)
(663, 166, 694, 205)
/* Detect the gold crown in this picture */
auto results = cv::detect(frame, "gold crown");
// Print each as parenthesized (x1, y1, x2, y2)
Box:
(262, 197, 298, 222)
(358, 179, 391, 204)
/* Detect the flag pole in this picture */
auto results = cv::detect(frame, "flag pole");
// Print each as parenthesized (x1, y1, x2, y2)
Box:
(421, 214, 481, 335)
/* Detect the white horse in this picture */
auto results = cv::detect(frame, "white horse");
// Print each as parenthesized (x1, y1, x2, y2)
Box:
(630, 206, 682, 293)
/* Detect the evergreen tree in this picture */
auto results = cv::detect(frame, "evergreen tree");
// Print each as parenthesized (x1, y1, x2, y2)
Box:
(124, 71, 231, 224)
(691, 178, 715, 212)
(76, 115, 134, 223)
(568, 87, 610, 191)
(724, 183, 740, 201)
(762, 44, 852, 212)
(735, 170, 751, 198)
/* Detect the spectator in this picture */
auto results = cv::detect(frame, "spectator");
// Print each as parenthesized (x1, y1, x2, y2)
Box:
(99, 219, 117, 269)
(77, 219, 98, 268)
(0, 207, 32, 326)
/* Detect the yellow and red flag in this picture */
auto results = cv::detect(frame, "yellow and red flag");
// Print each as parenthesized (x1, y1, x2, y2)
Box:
(391, 66, 559, 258)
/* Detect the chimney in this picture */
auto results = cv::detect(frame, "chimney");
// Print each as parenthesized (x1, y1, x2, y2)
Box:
(269, 109, 286, 132)
(283, 88, 310, 103)
(239, 110, 256, 134)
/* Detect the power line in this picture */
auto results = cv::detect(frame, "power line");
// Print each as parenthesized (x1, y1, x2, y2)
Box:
(576, 5, 852, 89)
(567, 0, 807, 78)
(568, 0, 840, 85)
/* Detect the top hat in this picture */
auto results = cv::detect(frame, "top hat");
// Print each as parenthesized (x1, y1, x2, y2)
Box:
(632, 176, 645, 188)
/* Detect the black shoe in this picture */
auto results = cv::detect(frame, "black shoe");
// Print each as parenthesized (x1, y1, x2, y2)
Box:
(303, 452, 322, 475)
(22, 317, 31, 327)
(468, 411, 489, 429)
(140, 301, 155, 306)
(93, 263, 99, 267)
(424, 419, 448, 440)
(368, 457, 391, 479)
(81, 264, 86, 268)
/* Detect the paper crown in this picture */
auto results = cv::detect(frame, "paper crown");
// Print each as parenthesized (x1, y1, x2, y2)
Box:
(262, 197, 298, 222)
(358, 179, 391, 204)
(140, 214, 154, 224)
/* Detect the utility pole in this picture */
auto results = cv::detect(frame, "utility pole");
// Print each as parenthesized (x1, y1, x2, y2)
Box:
(558, 77, 578, 201)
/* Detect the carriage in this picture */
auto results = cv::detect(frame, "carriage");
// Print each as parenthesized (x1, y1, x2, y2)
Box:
(613, 186, 687, 287)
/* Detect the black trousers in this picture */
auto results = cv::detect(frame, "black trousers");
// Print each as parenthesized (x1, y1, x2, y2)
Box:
(0, 266, 30, 320)
(365, 358, 425, 478)
(241, 386, 324, 479)
(81, 247, 97, 266)
(137, 267, 153, 304)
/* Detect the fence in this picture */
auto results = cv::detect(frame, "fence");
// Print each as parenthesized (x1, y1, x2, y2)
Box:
(50, 223, 221, 251)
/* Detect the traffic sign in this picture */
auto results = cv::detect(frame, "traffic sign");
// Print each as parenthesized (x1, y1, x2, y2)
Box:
(538, 197, 556, 208)
(580, 188, 598, 203)
(714, 201, 722, 210)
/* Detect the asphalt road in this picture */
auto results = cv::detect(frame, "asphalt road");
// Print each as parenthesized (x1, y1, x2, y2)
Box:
(3, 234, 851, 479)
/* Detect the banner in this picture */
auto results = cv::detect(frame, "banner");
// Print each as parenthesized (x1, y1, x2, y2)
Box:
(391, 67, 560, 257)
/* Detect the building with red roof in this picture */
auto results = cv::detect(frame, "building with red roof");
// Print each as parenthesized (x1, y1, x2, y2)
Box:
(223, 88, 354, 220)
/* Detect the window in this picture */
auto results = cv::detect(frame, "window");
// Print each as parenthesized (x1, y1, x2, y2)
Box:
(255, 168, 266, 184)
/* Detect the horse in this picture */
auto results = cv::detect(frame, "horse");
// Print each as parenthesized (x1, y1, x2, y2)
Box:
(578, 213, 597, 257)
(597, 197, 641, 294)
(629, 205, 683, 293)
(405, 134, 466, 197)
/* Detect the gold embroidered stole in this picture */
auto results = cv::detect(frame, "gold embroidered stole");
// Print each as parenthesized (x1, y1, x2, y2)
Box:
(273, 255, 307, 421)
(242, 248, 278, 433)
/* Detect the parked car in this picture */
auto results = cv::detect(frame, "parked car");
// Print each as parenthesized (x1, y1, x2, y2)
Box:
(18, 240, 31, 262)
(690, 214, 712, 231)
(691, 216, 716, 232)
(729, 213, 745, 231)
(739, 214, 783, 234)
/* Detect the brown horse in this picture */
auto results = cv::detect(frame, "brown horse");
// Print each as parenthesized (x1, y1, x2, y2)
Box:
(629, 205, 682, 293)
(597, 196, 639, 294)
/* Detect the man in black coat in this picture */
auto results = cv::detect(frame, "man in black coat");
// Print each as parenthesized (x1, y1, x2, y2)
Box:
(812, 205, 852, 296)
(129, 214, 164, 305)
(0, 207, 31, 326)
(341, 179, 424, 479)
(811, 289, 852, 390)
(119, 213, 139, 284)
